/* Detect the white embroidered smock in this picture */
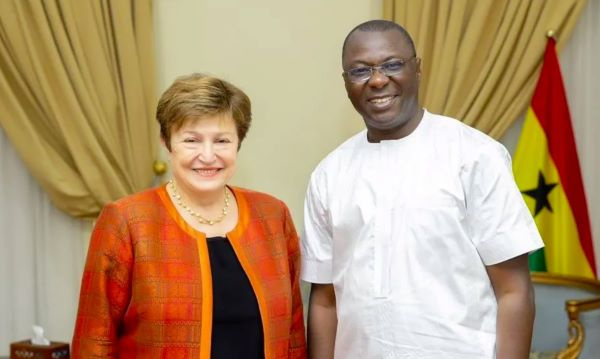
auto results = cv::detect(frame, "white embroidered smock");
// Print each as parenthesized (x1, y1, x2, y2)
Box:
(301, 110, 543, 358)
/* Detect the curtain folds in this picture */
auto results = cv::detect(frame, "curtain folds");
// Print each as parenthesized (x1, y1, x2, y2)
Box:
(383, 0, 587, 138)
(0, 0, 158, 217)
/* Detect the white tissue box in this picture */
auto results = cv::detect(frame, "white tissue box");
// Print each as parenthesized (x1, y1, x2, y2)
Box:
(9, 340, 69, 359)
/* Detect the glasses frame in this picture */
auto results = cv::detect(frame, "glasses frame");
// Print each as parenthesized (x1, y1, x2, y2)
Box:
(343, 56, 418, 83)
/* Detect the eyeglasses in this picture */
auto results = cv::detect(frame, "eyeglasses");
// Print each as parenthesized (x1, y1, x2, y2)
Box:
(343, 57, 417, 83)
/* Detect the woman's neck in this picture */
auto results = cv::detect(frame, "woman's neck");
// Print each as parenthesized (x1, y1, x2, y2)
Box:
(169, 179, 227, 215)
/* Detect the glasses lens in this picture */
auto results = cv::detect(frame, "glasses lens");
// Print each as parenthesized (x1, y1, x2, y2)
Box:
(347, 67, 372, 82)
(381, 61, 405, 76)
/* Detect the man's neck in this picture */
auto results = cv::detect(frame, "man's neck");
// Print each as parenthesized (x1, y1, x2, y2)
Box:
(366, 108, 424, 142)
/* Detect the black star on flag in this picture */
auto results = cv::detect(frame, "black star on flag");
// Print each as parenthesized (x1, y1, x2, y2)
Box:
(521, 171, 558, 216)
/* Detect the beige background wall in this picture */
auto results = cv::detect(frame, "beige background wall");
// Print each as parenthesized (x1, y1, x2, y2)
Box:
(154, 0, 382, 225)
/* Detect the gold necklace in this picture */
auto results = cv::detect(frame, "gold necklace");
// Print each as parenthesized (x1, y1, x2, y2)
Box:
(168, 180, 230, 225)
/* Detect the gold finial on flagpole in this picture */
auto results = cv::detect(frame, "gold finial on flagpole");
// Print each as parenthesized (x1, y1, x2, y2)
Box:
(546, 30, 556, 39)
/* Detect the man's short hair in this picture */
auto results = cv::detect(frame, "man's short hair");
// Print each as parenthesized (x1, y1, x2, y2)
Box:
(342, 20, 416, 59)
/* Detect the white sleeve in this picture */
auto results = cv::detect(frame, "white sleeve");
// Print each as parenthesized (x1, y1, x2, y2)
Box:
(462, 142, 544, 265)
(300, 169, 334, 283)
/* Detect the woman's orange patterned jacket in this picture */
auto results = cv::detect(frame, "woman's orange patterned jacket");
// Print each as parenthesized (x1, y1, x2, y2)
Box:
(72, 185, 307, 358)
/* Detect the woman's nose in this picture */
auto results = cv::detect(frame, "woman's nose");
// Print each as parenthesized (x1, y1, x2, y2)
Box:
(197, 143, 216, 162)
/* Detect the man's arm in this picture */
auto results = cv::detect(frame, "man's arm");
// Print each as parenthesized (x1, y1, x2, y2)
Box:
(307, 283, 337, 359)
(486, 254, 535, 359)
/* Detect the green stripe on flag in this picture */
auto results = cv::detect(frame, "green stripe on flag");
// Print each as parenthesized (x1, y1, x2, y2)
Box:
(529, 248, 547, 272)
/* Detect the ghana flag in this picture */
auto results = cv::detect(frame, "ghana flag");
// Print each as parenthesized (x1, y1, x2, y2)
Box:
(513, 37, 596, 279)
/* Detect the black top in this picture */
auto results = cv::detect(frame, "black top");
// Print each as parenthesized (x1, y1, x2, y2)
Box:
(207, 236, 264, 359)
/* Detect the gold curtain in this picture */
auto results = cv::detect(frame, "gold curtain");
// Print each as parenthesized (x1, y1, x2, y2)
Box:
(383, 0, 587, 138)
(0, 0, 158, 217)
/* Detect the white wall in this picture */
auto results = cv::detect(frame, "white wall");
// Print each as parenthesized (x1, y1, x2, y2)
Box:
(154, 0, 382, 225)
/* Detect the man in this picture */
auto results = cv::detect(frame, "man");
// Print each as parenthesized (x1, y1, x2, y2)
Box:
(301, 20, 543, 359)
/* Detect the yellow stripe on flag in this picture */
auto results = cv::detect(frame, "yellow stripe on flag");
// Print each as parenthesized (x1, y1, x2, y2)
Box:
(514, 108, 594, 278)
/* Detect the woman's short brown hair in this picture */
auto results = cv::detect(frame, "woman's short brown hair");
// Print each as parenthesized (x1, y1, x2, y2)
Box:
(156, 73, 252, 150)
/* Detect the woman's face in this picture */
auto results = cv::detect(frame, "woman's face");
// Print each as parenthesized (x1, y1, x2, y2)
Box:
(166, 113, 239, 198)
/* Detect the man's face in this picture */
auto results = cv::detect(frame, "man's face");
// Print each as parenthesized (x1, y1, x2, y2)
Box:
(343, 30, 421, 141)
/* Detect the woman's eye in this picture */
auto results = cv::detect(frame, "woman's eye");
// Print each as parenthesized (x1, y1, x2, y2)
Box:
(217, 138, 231, 144)
(183, 138, 197, 143)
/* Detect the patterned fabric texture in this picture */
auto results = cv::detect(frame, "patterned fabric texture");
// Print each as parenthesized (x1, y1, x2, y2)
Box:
(72, 185, 306, 358)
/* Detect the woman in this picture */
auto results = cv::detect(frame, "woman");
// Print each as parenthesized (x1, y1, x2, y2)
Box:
(72, 73, 307, 358)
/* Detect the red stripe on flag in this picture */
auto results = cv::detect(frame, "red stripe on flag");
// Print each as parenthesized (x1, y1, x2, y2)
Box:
(531, 38, 596, 276)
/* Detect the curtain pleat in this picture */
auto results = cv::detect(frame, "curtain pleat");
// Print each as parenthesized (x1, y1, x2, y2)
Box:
(0, 0, 158, 217)
(383, 0, 586, 138)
